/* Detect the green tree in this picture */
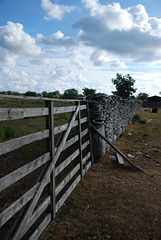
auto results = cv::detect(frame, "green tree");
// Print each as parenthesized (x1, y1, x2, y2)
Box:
(24, 91, 38, 97)
(112, 73, 137, 98)
(82, 87, 96, 97)
(63, 88, 79, 99)
(137, 92, 149, 100)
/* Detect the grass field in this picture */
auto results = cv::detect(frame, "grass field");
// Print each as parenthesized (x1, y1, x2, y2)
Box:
(39, 108, 161, 240)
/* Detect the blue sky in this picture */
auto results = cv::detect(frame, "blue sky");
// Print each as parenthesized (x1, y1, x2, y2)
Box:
(0, 0, 161, 96)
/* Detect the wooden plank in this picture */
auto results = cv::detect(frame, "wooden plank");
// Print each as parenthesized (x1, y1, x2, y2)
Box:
(0, 130, 49, 156)
(81, 128, 88, 137)
(55, 149, 80, 176)
(0, 94, 81, 102)
(55, 163, 80, 196)
(63, 135, 79, 151)
(56, 175, 81, 213)
(0, 105, 88, 122)
(0, 152, 50, 193)
(54, 106, 76, 114)
(77, 102, 83, 179)
(49, 101, 56, 219)
(54, 119, 79, 135)
(0, 177, 50, 227)
(82, 152, 91, 165)
(86, 102, 94, 165)
(83, 161, 91, 177)
(80, 105, 87, 110)
(54, 123, 68, 135)
(17, 196, 51, 240)
(12, 105, 80, 240)
(81, 140, 90, 151)
(29, 214, 51, 240)
(0, 108, 48, 121)
(116, 152, 125, 166)
(81, 117, 87, 124)
(54, 105, 80, 165)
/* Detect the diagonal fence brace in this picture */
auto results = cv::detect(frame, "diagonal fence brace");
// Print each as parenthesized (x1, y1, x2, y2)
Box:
(90, 123, 146, 173)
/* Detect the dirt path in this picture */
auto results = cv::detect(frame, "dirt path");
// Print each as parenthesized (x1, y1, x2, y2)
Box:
(40, 108, 161, 240)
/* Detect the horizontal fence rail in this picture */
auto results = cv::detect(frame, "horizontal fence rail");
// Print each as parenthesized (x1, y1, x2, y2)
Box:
(0, 96, 93, 240)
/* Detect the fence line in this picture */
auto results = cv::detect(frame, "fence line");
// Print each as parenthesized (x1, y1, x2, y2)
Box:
(0, 96, 93, 240)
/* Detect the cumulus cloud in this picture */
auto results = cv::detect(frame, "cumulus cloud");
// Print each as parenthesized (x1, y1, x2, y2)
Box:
(49, 65, 73, 81)
(1, 67, 38, 92)
(0, 21, 41, 57)
(41, 0, 76, 20)
(69, 50, 86, 70)
(38, 30, 76, 47)
(81, 0, 100, 10)
(91, 50, 127, 68)
(73, 3, 161, 63)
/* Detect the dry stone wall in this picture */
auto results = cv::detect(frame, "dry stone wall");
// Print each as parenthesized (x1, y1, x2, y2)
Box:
(88, 93, 142, 161)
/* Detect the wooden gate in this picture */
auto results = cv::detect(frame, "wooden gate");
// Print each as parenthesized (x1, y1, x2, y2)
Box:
(0, 96, 93, 240)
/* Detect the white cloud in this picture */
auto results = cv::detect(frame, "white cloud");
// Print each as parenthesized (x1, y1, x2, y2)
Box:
(69, 50, 86, 70)
(73, 3, 161, 63)
(39, 30, 76, 47)
(91, 50, 127, 68)
(41, 0, 76, 20)
(0, 21, 41, 57)
(1, 67, 38, 92)
(81, 0, 100, 10)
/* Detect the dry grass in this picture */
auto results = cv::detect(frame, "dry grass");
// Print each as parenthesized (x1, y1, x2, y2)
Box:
(39, 108, 161, 240)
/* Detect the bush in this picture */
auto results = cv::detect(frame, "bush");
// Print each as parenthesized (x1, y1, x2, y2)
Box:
(138, 119, 147, 124)
(132, 114, 141, 123)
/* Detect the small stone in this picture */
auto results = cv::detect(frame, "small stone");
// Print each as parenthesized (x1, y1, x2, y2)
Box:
(128, 131, 132, 136)
(109, 155, 117, 161)
(127, 153, 135, 158)
(155, 163, 160, 167)
(136, 151, 142, 155)
(143, 154, 152, 159)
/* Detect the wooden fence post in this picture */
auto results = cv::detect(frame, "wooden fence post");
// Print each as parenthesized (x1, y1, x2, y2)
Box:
(86, 101, 94, 165)
(77, 101, 83, 179)
(46, 100, 56, 219)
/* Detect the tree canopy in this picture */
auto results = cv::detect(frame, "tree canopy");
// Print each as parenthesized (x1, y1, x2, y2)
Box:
(112, 73, 137, 98)
(82, 88, 96, 97)
(63, 88, 79, 99)
(137, 92, 149, 100)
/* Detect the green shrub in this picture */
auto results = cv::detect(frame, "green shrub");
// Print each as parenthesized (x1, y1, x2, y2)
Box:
(132, 114, 141, 123)
(138, 119, 147, 124)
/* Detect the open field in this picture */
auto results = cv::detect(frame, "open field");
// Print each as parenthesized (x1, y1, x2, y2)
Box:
(39, 108, 161, 240)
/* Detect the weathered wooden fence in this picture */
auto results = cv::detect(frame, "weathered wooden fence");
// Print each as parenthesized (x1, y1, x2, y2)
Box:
(0, 95, 93, 240)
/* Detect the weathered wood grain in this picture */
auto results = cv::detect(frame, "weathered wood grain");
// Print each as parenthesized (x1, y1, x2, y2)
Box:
(0, 176, 50, 227)
(16, 196, 51, 240)
(0, 152, 50, 192)
(0, 108, 49, 121)
(81, 140, 90, 151)
(55, 149, 80, 177)
(54, 106, 76, 114)
(116, 152, 125, 166)
(0, 130, 49, 155)
(82, 152, 91, 165)
(55, 163, 80, 196)
(11, 105, 80, 240)
(0, 94, 81, 102)
(56, 175, 81, 213)
(29, 214, 51, 240)
(78, 102, 83, 179)
(83, 161, 91, 177)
